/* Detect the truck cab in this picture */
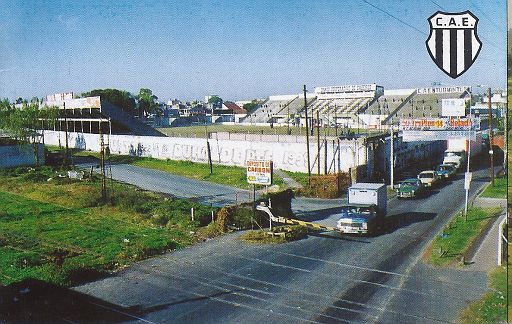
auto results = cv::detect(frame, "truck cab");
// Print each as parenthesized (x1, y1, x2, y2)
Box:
(336, 204, 379, 234)
(442, 150, 466, 170)
(336, 183, 387, 235)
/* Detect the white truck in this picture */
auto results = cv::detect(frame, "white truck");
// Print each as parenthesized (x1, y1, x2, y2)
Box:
(442, 135, 482, 170)
(336, 183, 387, 235)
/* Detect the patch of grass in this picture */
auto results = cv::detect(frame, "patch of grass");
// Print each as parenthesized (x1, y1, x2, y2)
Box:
(239, 225, 307, 244)
(480, 177, 506, 199)
(0, 166, 219, 287)
(459, 267, 508, 323)
(0, 191, 178, 286)
(459, 224, 511, 323)
(283, 170, 310, 188)
(130, 158, 259, 189)
(425, 207, 503, 267)
(68, 149, 284, 190)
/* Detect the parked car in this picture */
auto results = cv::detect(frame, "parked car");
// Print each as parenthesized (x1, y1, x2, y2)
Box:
(396, 178, 425, 198)
(436, 164, 457, 179)
(417, 170, 440, 188)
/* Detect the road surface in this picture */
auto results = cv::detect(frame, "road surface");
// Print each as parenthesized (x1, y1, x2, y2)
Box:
(72, 162, 496, 323)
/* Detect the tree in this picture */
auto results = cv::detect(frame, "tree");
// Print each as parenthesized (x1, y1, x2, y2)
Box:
(0, 102, 59, 166)
(137, 88, 160, 117)
(243, 100, 261, 114)
(207, 96, 223, 109)
(81, 89, 137, 116)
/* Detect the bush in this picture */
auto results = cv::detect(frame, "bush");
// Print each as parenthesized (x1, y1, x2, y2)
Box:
(215, 206, 268, 232)
(239, 225, 307, 244)
(259, 189, 294, 218)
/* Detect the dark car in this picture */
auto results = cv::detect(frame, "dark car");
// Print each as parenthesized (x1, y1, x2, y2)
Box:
(436, 164, 456, 179)
(396, 178, 425, 198)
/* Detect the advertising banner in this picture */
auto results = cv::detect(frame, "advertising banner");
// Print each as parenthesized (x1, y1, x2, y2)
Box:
(399, 117, 480, 131)
(402, 130, 476, 142)
(442, 98, 466, 117)
(246, 160, 273, 185)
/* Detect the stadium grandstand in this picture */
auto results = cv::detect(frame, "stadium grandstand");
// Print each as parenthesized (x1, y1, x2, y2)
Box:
(300, 84, 383, 128)
(241, 84, 471, 129)
(41, 92, 163, 136)
(381, 86, 470, 125)
(241, 93, 316, 124)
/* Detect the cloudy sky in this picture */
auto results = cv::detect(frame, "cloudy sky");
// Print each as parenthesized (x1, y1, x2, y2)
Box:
(0, 0, 506, 101)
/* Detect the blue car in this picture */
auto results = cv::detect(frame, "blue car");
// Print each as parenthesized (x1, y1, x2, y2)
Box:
(436, 164, 456, 179)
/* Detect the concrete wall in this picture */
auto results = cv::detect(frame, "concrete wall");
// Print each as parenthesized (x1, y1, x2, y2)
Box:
(43, 131, 370, 174)
(0, 144, 45, 168)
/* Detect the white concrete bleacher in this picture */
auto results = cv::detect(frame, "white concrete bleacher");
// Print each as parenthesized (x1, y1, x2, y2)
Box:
(389, 91, 466, 123)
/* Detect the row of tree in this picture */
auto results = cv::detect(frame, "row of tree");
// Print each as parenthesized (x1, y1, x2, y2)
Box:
(80, 88, 160, 117)
(0, 100, 60, 165)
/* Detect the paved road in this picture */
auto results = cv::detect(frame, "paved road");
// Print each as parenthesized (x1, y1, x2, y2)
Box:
(74, 161, 496, 323)
(76, 158, 251, 206)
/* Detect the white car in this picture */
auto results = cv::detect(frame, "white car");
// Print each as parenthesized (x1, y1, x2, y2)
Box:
(417, 170, 440, 188)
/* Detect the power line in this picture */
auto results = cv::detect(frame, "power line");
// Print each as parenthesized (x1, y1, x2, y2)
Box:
(361, 0, 427, 36)
(469, 0, 503, 31)
(428, 0, 444, 11)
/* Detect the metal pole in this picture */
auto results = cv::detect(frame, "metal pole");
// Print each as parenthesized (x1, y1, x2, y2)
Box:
(488, 87, 494, 186)
(464, 93, 472, 220)
(252, 184, 256, 230)
(303, 85, 311, 183)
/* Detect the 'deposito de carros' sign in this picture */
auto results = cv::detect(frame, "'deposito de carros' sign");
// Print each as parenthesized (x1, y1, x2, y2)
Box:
(246, 160, 273, 185)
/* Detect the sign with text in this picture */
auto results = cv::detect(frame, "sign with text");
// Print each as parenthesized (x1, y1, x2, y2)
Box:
(442, 98, 466, 117)
(246, 160, 273, 185)
(464, 172, 472, 190)
(402, 130, 475, 142)
(399, 117, 480, 131)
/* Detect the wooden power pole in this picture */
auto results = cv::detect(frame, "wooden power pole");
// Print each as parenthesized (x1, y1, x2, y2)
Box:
(304, 85, 311, 183)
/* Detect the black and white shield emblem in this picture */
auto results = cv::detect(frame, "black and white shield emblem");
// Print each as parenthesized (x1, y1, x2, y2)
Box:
(426, 11, 482, 79)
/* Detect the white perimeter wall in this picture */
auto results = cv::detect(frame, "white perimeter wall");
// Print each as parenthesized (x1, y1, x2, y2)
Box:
(43, 131, 370, 173)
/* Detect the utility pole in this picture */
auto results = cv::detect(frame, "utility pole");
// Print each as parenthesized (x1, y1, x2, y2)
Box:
(488, 87, 494, 186)
(63, 102, 69, 167)
(99, 122, 107, 202)
(390, 126, 394, 186)
(304, 85, 311, 183)
(317, 110, 321, 175)
(287, 99, 291, 135)
(334, 105, 338, 137)
(324, 138, 328, 175)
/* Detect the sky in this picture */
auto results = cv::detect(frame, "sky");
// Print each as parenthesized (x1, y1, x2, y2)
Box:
(0, 0, 507, 102)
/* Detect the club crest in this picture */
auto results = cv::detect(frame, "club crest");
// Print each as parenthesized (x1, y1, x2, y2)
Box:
(426, 11, 482, 79)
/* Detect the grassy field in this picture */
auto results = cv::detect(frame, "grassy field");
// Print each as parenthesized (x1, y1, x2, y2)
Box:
(157, 124, 381, 138)
(480, 176, 507, 199)
(0, 166, 217, 286)
(425, 207, 503, 267)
